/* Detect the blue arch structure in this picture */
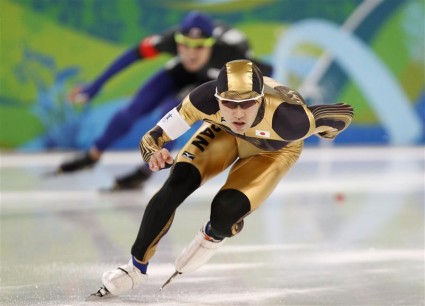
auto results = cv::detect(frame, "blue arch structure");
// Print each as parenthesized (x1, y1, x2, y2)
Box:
(316, 0, 405, 104)
(273, 19, 423, 145)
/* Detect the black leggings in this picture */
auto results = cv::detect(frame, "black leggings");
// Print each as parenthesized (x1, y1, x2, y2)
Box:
(131, 162, 250, 262)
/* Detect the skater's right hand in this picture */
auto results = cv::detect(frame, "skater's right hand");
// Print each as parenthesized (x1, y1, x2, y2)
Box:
(69, 86, 90, 104)
(149, 148, 174, 171)
(68, 84, 100, 104)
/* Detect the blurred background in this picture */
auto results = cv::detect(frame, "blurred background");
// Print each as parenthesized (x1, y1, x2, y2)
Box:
(1, 0, 424, 152)
(0, 1, 424, 305)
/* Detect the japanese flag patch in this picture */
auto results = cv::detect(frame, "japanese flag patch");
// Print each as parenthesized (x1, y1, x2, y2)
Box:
(255, 130, 270, 138)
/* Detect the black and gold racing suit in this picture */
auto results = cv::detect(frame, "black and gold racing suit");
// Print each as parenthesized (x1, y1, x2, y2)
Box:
(132, 78, 354, 263)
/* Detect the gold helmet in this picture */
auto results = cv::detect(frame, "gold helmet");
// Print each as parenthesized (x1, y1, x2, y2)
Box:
(216, 59, 264, 101)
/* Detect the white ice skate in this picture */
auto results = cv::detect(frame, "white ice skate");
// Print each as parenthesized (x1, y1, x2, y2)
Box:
(161, 222, 226, 289)
(87, 259, 148, 300)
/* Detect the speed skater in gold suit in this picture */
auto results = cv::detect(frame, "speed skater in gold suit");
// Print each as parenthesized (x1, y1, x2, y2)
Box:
(88, 59, 354, 299)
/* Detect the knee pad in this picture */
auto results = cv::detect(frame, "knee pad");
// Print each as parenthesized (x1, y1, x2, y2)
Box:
(210, 189, 250, 239)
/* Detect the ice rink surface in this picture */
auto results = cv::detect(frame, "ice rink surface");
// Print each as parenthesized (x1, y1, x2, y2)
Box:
(0, 146, 424, 306)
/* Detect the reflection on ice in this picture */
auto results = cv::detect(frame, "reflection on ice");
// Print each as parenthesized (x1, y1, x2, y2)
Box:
(0, 147, 424, 305)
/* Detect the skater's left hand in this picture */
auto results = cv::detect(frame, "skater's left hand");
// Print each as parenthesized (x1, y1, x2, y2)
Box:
(149, 148, 174, 171)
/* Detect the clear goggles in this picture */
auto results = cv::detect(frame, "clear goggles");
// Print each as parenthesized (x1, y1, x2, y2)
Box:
(174, 32, 216, 48)
(214, 89, 264, 110)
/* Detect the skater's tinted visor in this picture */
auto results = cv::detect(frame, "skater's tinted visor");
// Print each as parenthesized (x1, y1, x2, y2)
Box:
(214, 88, 264, 109)
(215, 91, 262, 109)
(219, 99, 259, 109)
(175, 32, 216, 48)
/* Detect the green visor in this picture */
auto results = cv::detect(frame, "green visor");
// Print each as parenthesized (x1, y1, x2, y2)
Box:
(174, 32, 216, 48)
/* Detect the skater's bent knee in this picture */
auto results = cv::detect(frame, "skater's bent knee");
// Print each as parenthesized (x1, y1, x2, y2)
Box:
(210, 189, 250, 239)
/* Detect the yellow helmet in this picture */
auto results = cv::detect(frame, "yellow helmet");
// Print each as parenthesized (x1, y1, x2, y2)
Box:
(216, 59, 264, 101)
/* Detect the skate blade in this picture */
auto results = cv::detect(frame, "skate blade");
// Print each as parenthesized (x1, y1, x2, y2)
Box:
(98, 185, 142, 193)
(41, 169, 62, 178)
(160, 271, 181, 291)
(98, 186, 120, 193)
(86, 286, 115, 301)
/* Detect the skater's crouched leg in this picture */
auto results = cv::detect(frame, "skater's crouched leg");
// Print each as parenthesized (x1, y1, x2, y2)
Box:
(209, 189, 250, 240)
(152, 162, 202, 209)
(131, 162, 202, 262)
